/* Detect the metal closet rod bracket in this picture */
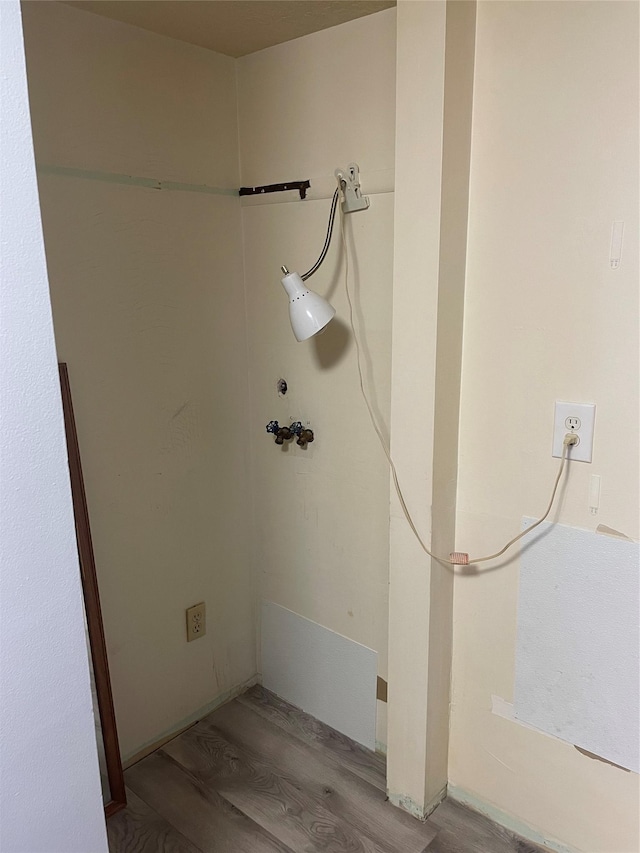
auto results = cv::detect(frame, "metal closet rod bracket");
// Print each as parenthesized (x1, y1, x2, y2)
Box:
(239, 180, 311, 200)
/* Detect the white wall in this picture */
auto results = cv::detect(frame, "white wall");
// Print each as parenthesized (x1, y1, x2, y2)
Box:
(237, 9, 396, 748)
(451, 2, 640, 851)
(21, 1, 256, 760)
(0, 3, 108, 850)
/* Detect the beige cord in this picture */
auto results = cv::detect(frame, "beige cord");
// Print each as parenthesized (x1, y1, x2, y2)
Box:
(464, 438, 572, 563)
(338, 201, 575, 568)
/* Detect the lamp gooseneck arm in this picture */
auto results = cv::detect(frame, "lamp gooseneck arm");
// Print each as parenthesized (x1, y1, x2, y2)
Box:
(300, 187, 340, 281)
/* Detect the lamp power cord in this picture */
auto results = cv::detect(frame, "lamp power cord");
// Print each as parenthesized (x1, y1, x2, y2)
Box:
(337, 191, 577, 567)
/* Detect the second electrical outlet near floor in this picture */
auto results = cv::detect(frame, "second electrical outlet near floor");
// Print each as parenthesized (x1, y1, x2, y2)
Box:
(186, 602, 206, 642)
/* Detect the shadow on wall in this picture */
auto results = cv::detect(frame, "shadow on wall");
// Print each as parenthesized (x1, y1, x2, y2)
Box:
(310, 227, 351, 369)
(309, 214, 390, 451)
(312, 317, 351, 368)
(455, 482, 569, 578)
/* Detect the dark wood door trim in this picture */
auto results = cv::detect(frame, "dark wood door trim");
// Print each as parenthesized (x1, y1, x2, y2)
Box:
(58, 363, 126, 818)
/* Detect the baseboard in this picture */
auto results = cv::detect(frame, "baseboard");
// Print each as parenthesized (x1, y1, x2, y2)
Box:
(375, 740, 388, 756)
(122, 674, 259, 769)
(448, 784, 577, 853)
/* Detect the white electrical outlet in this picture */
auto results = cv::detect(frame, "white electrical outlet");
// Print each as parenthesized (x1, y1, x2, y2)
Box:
(186, 602, 206, 642)
(552, 402, 596, 463)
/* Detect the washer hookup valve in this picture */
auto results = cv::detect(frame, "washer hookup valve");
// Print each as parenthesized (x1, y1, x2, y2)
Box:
(266, 420, 314, 447)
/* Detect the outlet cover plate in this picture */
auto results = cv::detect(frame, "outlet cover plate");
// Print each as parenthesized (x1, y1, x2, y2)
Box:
(186, 602, 206, 642)
(552, 402, 596, 463)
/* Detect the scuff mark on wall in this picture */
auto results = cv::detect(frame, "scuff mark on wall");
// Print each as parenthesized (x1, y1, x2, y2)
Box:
(171, 401, 189, 420)
(482, 748, 514, 772)
(36, 164, 238, 196)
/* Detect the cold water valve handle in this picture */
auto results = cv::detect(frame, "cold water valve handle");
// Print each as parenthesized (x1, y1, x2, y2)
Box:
(266, 421, 292, 444)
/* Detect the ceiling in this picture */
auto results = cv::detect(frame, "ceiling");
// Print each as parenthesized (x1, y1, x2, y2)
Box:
(61, 0, 396, 58)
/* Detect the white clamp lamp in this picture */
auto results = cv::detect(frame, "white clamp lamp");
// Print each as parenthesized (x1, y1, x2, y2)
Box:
(280, 163, 369, 341)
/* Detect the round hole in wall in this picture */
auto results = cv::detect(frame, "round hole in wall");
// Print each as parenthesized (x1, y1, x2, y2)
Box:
(277, 378, 288, 396)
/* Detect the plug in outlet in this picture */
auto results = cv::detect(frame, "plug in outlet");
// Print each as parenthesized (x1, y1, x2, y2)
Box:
(186, 602, 206, 642)
(552, 402, 596, 462)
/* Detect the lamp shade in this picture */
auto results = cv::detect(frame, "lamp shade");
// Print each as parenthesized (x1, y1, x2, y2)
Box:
(280, 270, 336, 342)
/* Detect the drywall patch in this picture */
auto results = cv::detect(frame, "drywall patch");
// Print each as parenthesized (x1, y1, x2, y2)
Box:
(514, 519, 639, 772)
(261, 602, 377, 749)
(490, 694, 629, 770)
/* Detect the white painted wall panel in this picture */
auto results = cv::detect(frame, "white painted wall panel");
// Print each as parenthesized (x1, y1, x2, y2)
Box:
(514, 520, 639, 772)
(262, 602, 377, 749)
(0, 3, 107, 848)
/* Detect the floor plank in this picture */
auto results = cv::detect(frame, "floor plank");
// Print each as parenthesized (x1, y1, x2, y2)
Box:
(107, 788, 202, 853)
(206, 698, 437, 853)
(125, 750, 294, 853)
(428, 799, 547, 853)
(163, 714, 392, 853)
(110, 688, 550, 853)
(238, 685, 387, 793)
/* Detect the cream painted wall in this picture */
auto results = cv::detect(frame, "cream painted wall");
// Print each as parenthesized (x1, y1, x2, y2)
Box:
(21, 1, 256, 760)
(237, 9, 396, 747)
(387, 0, 448, 814)
(451, 2, 639, 852)
(237, 10, 396, 193)
(17, 2, 637, 847)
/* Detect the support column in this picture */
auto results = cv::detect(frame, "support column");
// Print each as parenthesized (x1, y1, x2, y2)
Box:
(387, 0, 476, 818)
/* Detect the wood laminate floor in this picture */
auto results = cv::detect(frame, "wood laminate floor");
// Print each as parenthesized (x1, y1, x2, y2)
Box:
(108, 686, 548, 853)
